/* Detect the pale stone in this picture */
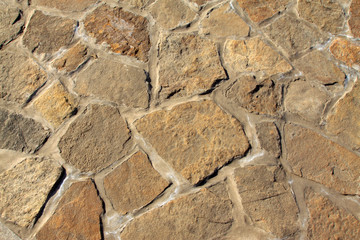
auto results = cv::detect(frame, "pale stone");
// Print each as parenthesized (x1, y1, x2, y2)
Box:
(0, 222, 21, 240)
(189, 0, 211, 6)
(0, 4, 24, 48)
(255, 122, 281, 157)
(53, 43, 90, 72)
(32, 0, 97, 11)
(119, 0, 151, 8)
(330, 38, 360, 68)
(349, 0, 360, 38)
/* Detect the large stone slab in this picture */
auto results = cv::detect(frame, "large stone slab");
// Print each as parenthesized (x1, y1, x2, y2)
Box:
(31, 0, 97, 11)
(135, 100, 249, 185)
(330, 38, 360, 68)
(0, 4, 24, 48)
(53, 43, 90, 72)
(349, 0, 360, 38)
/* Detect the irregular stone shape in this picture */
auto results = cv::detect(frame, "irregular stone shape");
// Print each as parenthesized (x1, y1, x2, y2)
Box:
(189, 0, 211, 6)
(149, 0, 196, 30)
(23, 11, 76, 54)
(36, 181, 103, 240)
(104, 151, 169, 214)
(224, 37, 292, 77)
(235, 165, 299, 238)
(285, 123, 360, 194)
(349, 0, 360, 38)
(53, 43, 90, 72)
(32, 0, 97, 11)
(305, 189, 360, 239)
(84, 5, 150, 61)
(135, 100, 249, 185)
(0, 222, 21, 240)
(0, 4, 24, 48)
(330, 38, 360, 68)
(0, 108, 49, 153)
(121, 183, 233, 240)
(255, 122, 281, 157)
(158, 34, 226, 99)
(0, 157, 62, 227)
(119, 0, 151, 8)
(33, 82, 77, 128)
(58, 104, 132, 173)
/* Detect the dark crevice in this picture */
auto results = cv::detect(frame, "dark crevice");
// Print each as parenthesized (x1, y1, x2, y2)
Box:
(324, 82, 338, 87)
(24, 80, 47, 105)
(249, 84, 264, 95)
(166, 88, 182, 99)
(12, 11, 23, 25)
(144, 70, 152, 108)
(140, 182, 173, 210)
(33, 133, 50, 154)
(91, 179, 106, 240)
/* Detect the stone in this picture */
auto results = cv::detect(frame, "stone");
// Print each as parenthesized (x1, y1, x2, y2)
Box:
(158, 34, 226, 99)
(135, 100, 249, 185)
(235, 165, 299, 238)
(0, 4, 24, 48)
(53, 43, 90, 72)
(349, 0, 360, 38)
(104, 151, 169, 214)
(58, 104, 133, 173)
(330, 38, 360, 68)
(31, 0, 97, 11)
(285, 123, 360, 195)
(305, 189, 360, 239)
(120, 183, 233, 240)
(75, 57, 149, 108)
(0, 157, 63, 227)
(0, 108, 50, 153)
(255, 122, 281, 157)
(0, 222, 21, 240)
(189, 0, 211, 6)
(119, 0, 151, 9)
(36, 180, 103, 240)
(84, 5, 150, 61)
(23, 11, 77, 54)
(223, 37, 292, 77)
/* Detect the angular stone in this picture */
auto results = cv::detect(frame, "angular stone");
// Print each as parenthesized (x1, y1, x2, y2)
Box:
(255, 122, 281, 157)
(59, 104, 132, 173)
(120, 183, 233, 240)
(36, 180, 103, 240)
(23, 11, 77, 54)
(349, 0, 360, 38)
(0, 4, 24, 48)
(224, 37, 292, 77)
(31, 0, 97, 11)
(135, 100, 249, 185)
(104, 151, 169, 215)
(330, 38, 360, 68)
(235, 165, 299, 238)
(285, 124, 360, 194)
(75, 57, 149, 108)
(84, 5, 150, 61)
(0, 157, 62, 227)
(158, 34, 226, 99)
(53, 43, 90, 72)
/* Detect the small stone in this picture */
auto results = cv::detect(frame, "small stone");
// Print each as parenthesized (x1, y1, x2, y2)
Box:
(330, 38, 360, 68)
(158, 34, 226, 99)
(23, 11, 77, 54)
(84, 4, 150, 61)
(120, 183, 233, 240)
(53, 43, 90, 72)
(36, 180, 103, 240)
(285, 123, 360, 194)
(104, 151, 169, 215)
(31, 0, 97, 11)
(0, 157, 63, 227)
(255, 122, 281, 157)
(0, 4, 24, 48)
(135, 100, 249, 185)
(58, 104, 133, 173)
(234, 165, 299, 238)
(349, 0, 360, 38)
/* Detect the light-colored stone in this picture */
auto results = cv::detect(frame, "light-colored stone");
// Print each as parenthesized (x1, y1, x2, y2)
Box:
(330, 38, 360, 68)
(32, 0, 97, 11)
(255, 122, 281, 157)
(135, 100, 249, 185)
(0, 4, 24, 48)
(53, 43, 90, 72)
(119, 0, 152, 9)
(0, 222, 21, 240)
(189, 0, 211, 6)
(349, 0, 360, 38)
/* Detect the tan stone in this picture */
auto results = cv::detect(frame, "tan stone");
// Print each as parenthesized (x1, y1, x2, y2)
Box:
(0, 4, 24, 48)
(32, 0, 97, 11)
(0, 222, 21, 240)
(189, 0, 211, 6)
(119, 0, 151, 9)
(255, 122, 281, 157)
(349, 0, 360, 38)
(285, 124, 360, 194)
(0, 157, 63, 227)
(36, 180, 103, 240)
(235, 165, 299, 238)
(120, 183, 233, 240)
(53, 43, 90, 72)
(135, 100, 249, 185)
(330, 38, 360, 68)
(104, 151, 169, 214)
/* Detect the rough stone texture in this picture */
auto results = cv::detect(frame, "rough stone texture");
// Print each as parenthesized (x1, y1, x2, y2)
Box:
(23, 11, 76, 54)
(234, 165, 299, 238)
(0, 157, 62, 227)
(349, 0, 360, 38)
(158, 34, 226, 99)
(119, 0, 151, 8)
(0, 108, 49, 153)
(0, 4, 24, 48)
(36, 180, 103, 240)
(84, 4, 150, 61)
(330, 38, 360, 68)
(189, 0, 211, 6)
(75, 57, 149, 108)
(255, 122, 281, 157)
(120, 183, 233, 240)
(285, 123, 360, 194)
(104, 151, 169, 214)
(305, 189, 360, 239)
(58, 104, 132, 173)
(0, 222, 21, 240)
(135, 100, 249, 185)
(32, 0, 97, 11)
(53, 43, 90, 72)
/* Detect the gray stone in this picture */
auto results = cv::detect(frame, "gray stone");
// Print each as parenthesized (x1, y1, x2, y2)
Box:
(0, 3, 24, 48)
(255, 122, 281, 157)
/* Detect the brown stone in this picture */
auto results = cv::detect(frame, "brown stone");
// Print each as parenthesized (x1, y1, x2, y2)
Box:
(349, 0, 360, 38)
(120, 183, 233, 240)
(84, 4, 150, 61)
(53, 43, 90, 72)
(36, 180, 103, 240)
(135, 100, 249, 185)
(330, 38, 360, 68)
(285, 123, 360, 194)
(0, 157, 63, 227)
(104, 151, 169, 214)
(0, 4, 24, 48)
(255, 122, 281, 157)
(31, 0, 97, 11)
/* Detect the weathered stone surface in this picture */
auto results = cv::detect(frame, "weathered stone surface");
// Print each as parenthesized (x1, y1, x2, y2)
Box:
(135, 100, 249, 185)
(235, 165, 299, 238)
(32, 0, 97, 11)
(255, 122, 281, 157)
(285, 123, 360, 194)
(53, 43, 90, 72)
(121, 183, 233, 240)
(189, 0, 211, 6)
(224, 37, 292, 77)
(23, 11, 76, 54)
(0, 4, 24, 48)
(75, 57, 149, 108)
(36, 180, 103, 240)
(349, 0, 360, 38)
(0, 108, 49, 153)
(119, 0, 151, 8)
(305, 189, 360, 239)
(104, 151, 169, 214)
(0, 222, 21, 240)
(58, 104, 132, 173)
(158, 34, 226, 99)
(0, 157, 62, 227)
(84, 5, 150, 61)
(330, 38, 360, 68)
